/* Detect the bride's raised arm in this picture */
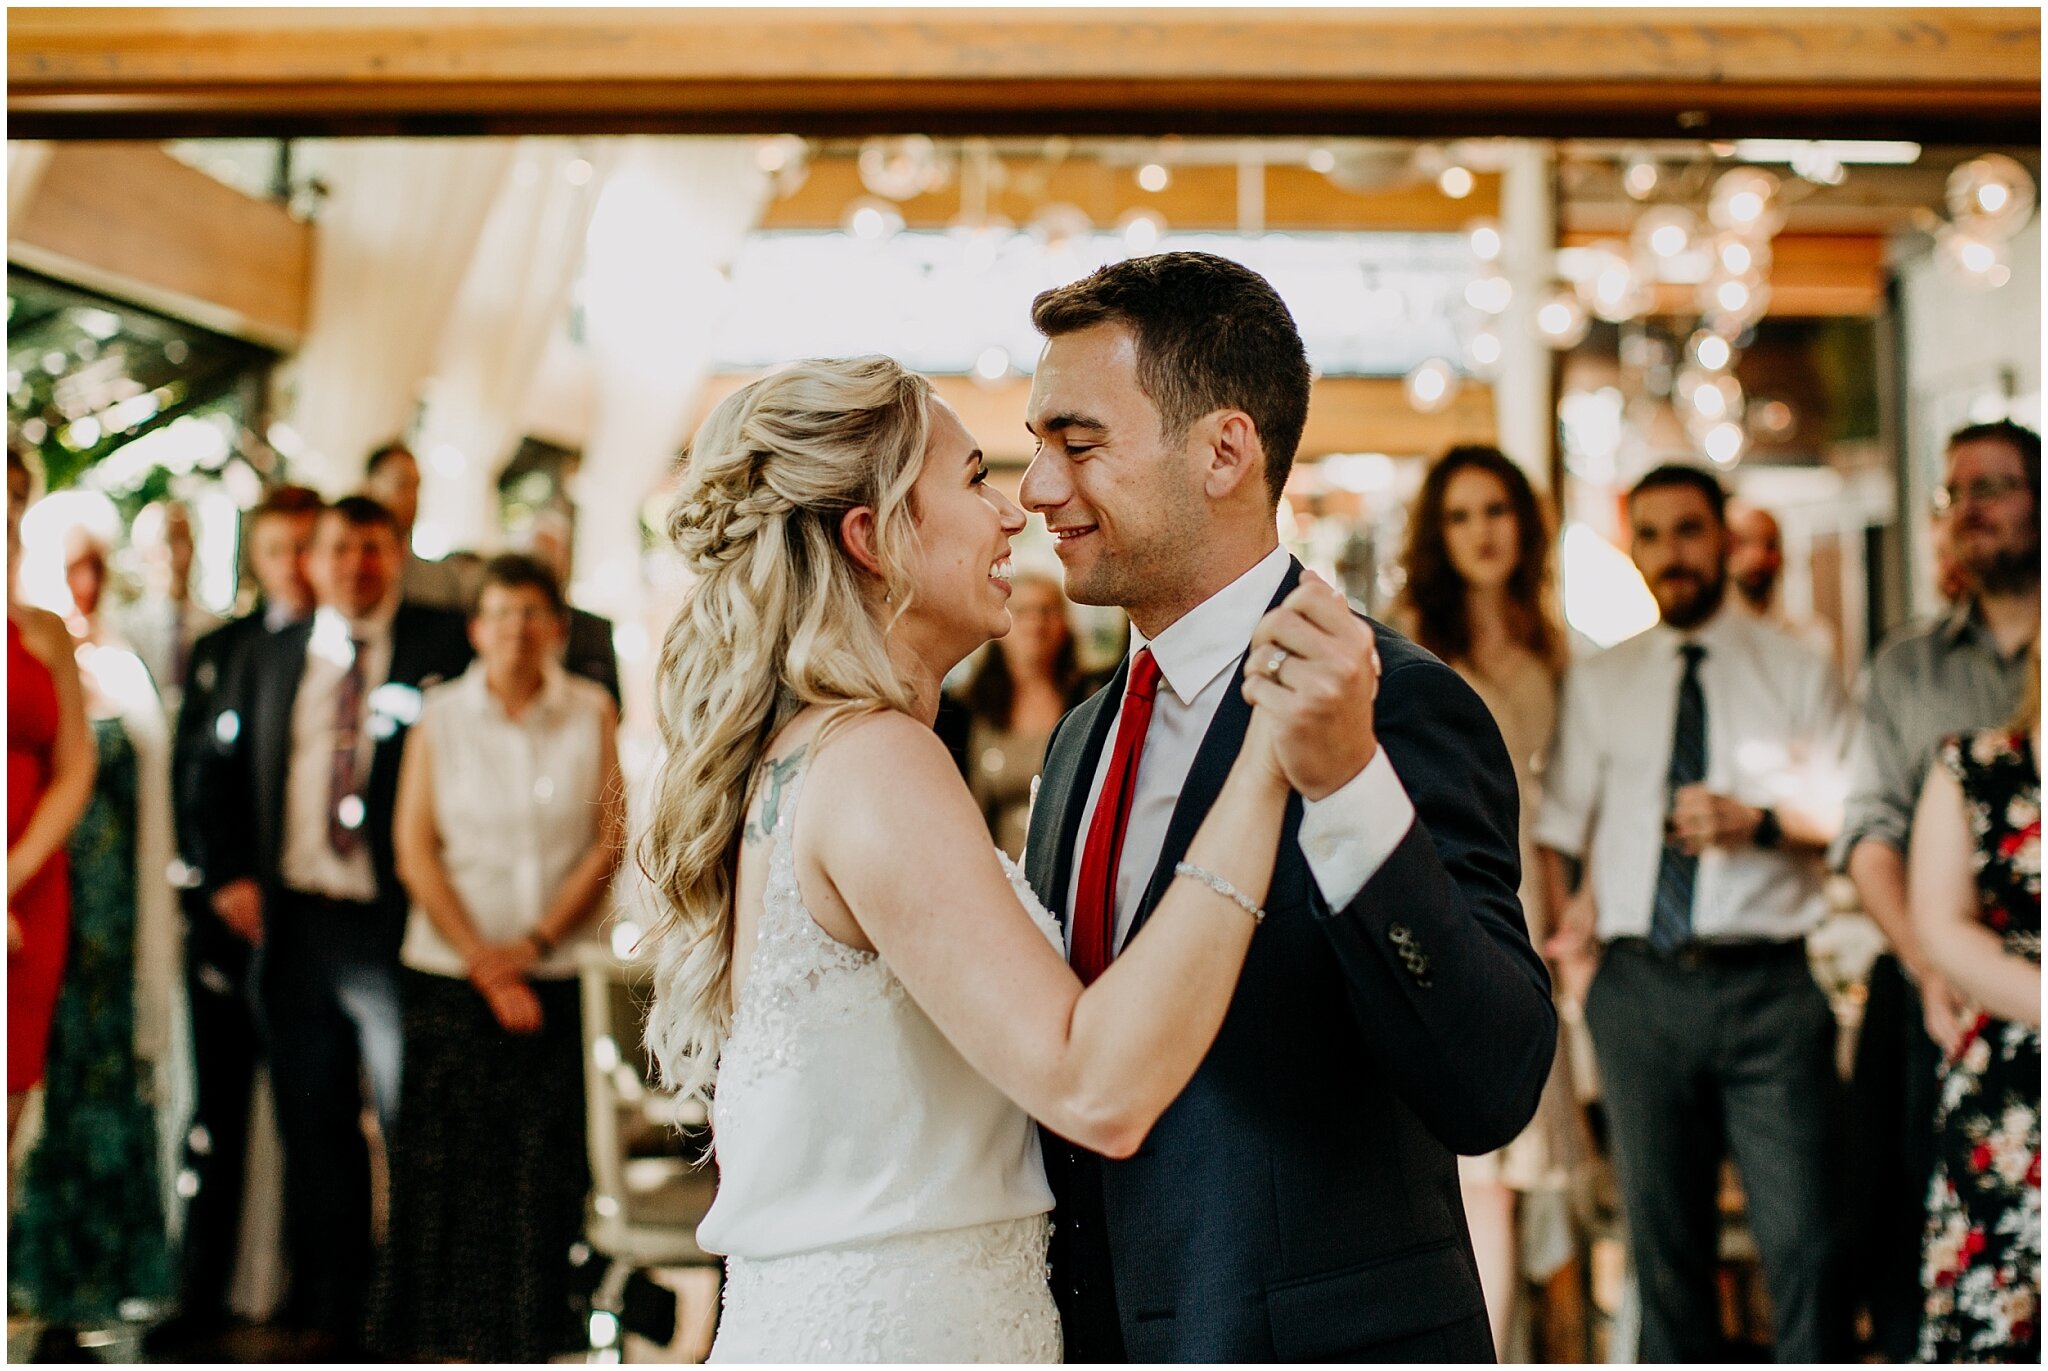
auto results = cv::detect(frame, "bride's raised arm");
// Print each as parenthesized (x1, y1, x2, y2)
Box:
(809, 702, 1290, 1158)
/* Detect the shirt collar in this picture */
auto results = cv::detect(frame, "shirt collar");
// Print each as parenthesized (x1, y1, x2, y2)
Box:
(315, 596, 398, 646)
(457, 658, 570, 723)
(1940, 596, 2037, 664)
(1129, 545, 1292, 707)
(1651, 602, 1742, 658)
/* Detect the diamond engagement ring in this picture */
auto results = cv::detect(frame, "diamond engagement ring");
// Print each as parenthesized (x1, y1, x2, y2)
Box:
(1263, 647, 1290, 679)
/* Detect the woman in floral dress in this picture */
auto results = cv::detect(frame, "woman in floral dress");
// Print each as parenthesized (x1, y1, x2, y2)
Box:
(1910, 655, 2041, 1363)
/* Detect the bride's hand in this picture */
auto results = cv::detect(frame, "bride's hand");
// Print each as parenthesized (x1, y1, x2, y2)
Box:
(1238, 677, 1292, 793)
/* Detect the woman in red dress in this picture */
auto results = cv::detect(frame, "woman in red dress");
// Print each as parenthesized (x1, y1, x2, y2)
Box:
(7, 444, 96, 1138)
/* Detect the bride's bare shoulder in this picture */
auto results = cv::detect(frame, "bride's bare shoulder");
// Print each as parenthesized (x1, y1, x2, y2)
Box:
(803, 708, 969, 815)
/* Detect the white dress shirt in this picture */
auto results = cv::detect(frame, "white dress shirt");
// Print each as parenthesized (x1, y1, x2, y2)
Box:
(1062, 546, 1415, 952)
(1532, 607, 1851, 944)
(280, 602, 397, 902)
(400, 663, 612, 980)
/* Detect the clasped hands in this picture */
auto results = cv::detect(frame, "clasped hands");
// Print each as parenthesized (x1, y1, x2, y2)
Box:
(1665, 784, 1764, 855)
(469, 939, 545, 1035)
(1239, 570, 1382, 801)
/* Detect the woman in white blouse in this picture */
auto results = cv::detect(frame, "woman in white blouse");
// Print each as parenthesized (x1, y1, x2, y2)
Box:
(371, 554, 625, 1363)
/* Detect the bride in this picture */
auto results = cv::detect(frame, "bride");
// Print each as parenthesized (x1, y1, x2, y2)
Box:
(641, 356, 1297, 1362)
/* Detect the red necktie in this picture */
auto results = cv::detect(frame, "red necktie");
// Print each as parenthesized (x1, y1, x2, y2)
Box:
(1071, 648, 1162, 985)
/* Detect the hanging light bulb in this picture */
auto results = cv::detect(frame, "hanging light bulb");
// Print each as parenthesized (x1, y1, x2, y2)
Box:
(1707, 166, 1785, 236)
(1632, 206, 1700, 263)
(1136, 162, 1171, 193)
(1466, 218, 1504, 264)
(755, 135, 809, 175)
(1687, 330, 1735, 373)
(1700, 275, 1771, 331)
(1750, 398, 1798, 441)
(1947, 154, 2035, 240)
(1117, 208, 1167, 254)
(1405, 358, 1460, 414)
(1578, 244, 1654, 324)
(1438, 165, 1476, 199)
(1534, 287, 1591, 349)
(1463, 272, 1513, 315)
(1688, 374, 1745, 424)
(1937, 225, 2012, 289)
(1464, 325, 1504, 372)
(1713, 233, 1770, 278)
(842, 196, 904, 242)
(1622, 153, 1660, 201)
(857, 135, 949, 200)
(973, 346, 1012, 384)
(1702, 421, 1746, 466)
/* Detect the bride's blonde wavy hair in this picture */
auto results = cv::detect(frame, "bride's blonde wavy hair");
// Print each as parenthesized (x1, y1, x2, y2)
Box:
(642, 356, 932, 1101)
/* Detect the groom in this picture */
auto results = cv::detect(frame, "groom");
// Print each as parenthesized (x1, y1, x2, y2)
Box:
(1021, 252, 1555, 1361)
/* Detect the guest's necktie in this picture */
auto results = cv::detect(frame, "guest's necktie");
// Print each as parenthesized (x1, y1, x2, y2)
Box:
(1649, 642, 1708, 953)
(328, 636, 368, 857)
(1070, 648, 1162, 985)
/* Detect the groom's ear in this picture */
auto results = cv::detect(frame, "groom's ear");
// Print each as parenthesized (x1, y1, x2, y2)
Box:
(838, 506, 886, 580)
(1202, 409, 1267, 502)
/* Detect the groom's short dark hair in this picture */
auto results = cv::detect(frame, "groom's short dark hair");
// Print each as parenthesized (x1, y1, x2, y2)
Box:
(1030, 251, 1312, 506)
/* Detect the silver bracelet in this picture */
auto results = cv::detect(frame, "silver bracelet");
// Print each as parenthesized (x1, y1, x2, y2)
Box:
(1173, 862, 1266, 925)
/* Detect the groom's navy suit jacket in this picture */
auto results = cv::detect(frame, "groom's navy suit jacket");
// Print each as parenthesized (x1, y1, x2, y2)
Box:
(1024, 560, 1555, 1362)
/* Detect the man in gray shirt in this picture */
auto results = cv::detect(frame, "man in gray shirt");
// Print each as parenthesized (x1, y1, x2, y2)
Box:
(1836, 418, 2038, 1360)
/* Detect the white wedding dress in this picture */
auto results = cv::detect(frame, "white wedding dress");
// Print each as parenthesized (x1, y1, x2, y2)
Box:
(686, 762, 1064, 1363)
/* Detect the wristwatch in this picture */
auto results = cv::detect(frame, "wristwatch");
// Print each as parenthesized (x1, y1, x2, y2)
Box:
(1753, 807, 1783, 849)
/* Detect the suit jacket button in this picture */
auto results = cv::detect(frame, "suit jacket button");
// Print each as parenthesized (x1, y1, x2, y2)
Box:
(1390, 923, 1412, 945)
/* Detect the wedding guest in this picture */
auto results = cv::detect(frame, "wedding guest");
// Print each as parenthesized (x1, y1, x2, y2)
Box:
(1393, 444, 1590, 1353)
(6, 444, 95, 1142)
(1726, 500, 1836, 666)
(161, 484, 322, 1347)
(940, 569, 1099, 860)
(116, 498, 223, 717)
(1538, 463, 1851, 1362)
(11, 584, 180, 1356)
(200, 495, 471, 1351)
(60, 520, 117, 646)
(1837, 420, 2039, 1361)
(362, 441, 475, 611)
(370, 553, 624, 1362)
(1909, 649, 2041, 1363)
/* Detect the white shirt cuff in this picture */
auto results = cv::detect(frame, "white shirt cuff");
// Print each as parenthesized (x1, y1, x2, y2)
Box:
(1297, 748, 1416, 911)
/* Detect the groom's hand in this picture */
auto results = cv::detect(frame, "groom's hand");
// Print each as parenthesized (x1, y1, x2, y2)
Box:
(1243, 571, 1382, 801)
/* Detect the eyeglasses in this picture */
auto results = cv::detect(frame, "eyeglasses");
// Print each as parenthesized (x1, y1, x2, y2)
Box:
(1934, 474, 2030, 513)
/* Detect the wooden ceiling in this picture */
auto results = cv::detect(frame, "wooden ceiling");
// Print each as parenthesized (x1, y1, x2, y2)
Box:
(9, 8, 2038, 142)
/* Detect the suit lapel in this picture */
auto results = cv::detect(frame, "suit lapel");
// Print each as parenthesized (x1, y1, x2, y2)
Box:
(261, 619, 313, 773)
(1126, 559, 1306, 940)
(1027, 657, 1126, 930)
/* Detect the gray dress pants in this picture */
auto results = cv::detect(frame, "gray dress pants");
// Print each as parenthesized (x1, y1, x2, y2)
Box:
(1584, 939, 1843, 1363)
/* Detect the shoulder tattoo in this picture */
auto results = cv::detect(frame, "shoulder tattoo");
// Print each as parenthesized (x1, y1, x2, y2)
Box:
(742, 746, 808, 846)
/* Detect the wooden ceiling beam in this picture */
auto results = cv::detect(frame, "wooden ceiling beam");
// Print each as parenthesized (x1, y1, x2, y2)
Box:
(10, 9, 2037, 142)
(761, 160, 1501, 234)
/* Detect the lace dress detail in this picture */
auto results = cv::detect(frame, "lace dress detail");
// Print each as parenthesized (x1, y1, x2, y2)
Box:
(696, 761, 1061, 1363)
